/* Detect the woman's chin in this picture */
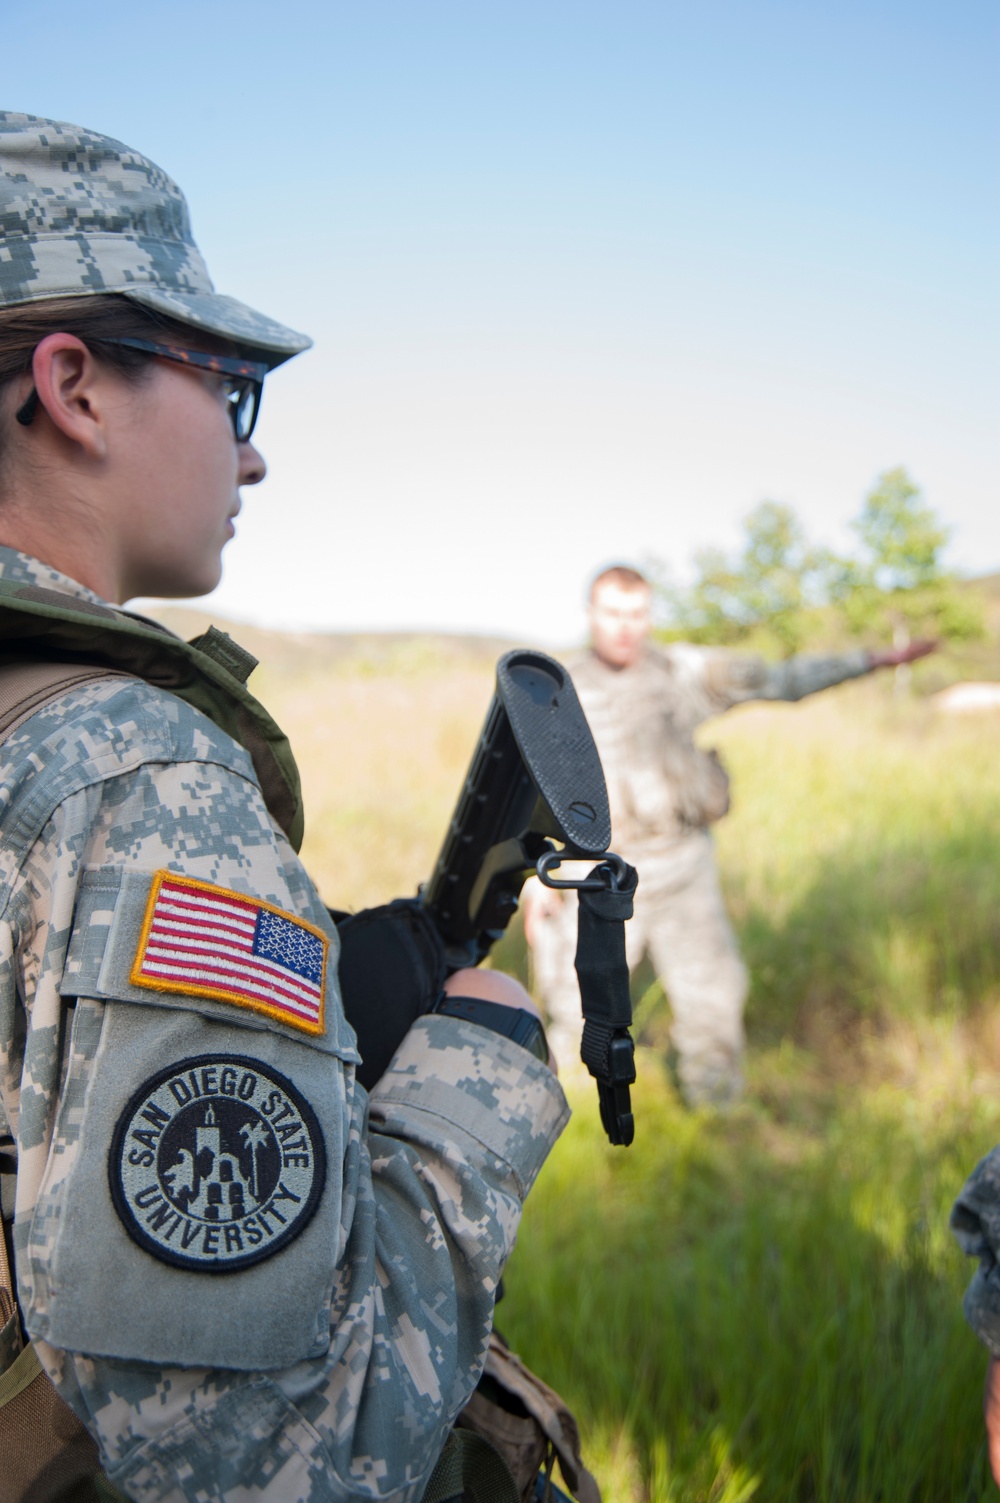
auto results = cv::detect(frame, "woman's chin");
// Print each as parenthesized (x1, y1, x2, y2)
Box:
(134, 562, 223, 603)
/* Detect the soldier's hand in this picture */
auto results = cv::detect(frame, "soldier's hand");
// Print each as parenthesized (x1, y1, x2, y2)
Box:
(443, 968, 541, 1019)
(985, 1356, 1000, 1485)
(334, 899, 448, 1091)
(867, 639, 937, 669)
(443, 969, 557, 1073)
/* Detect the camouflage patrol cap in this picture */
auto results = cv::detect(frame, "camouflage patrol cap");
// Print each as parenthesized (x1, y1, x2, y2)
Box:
(0, 112, 311, 366)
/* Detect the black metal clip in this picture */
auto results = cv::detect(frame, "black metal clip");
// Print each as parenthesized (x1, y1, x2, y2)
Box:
(597, 1035, 636, 1148)
(536, 849, 631, 892)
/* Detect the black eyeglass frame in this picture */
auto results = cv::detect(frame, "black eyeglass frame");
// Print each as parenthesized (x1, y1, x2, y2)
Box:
(14, 337, 269, 442)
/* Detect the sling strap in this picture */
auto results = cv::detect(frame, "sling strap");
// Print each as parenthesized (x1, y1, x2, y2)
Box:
(537, 852, 639, 1147)
(575, 863, 639, 1147)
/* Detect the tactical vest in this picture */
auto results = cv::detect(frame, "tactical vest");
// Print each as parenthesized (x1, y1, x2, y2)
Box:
(0, 579, 305, 848)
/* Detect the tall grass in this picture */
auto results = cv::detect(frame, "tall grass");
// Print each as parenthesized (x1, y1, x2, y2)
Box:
(253, 650, 497, 909)
(712, 684, 1000, 1046)
(502, 1061, 999, 1501)
(258, 652, 1000, 1501)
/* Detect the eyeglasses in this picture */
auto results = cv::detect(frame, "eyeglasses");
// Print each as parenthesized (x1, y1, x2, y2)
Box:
(14, 337, 268, 442)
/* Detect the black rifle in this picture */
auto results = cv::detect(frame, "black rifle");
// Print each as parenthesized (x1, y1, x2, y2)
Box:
(423, 650, 638, 1145)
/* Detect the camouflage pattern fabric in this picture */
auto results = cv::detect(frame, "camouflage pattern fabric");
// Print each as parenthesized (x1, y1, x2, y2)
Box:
(530, 643, 869, 1105)
(0, 547, 570, 1501)
(0, 112, 311, 363)
(952, 1148, 1000, 1358)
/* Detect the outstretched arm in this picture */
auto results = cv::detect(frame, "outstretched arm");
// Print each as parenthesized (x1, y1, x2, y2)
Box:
(866, 640, 937, 670)
(690, 638, 938, 714)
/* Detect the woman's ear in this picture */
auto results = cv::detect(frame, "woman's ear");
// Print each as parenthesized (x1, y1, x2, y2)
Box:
(30, 333, 111, 460)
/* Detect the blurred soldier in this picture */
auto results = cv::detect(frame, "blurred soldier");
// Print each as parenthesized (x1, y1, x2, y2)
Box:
(523, 564, 933, 1106)
(0, 113, 567, 1501)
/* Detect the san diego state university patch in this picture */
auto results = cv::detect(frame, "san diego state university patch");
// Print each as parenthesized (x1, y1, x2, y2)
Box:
(109, 1054, 326, 1272)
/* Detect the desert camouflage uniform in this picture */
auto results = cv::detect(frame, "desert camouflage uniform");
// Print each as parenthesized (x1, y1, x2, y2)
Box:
(0, 547, 570, 1501)
(531, 642, 869, 1104)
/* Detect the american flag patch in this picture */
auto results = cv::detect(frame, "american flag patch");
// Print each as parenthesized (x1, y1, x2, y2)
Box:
(130, 873, 328, 1035)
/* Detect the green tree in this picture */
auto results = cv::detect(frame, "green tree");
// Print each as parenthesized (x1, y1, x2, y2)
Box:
(830, 467, 983, 649)
(662, 501, 830, 656)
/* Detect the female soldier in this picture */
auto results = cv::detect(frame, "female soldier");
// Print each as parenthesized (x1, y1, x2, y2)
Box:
(0, 112, 567, 1501)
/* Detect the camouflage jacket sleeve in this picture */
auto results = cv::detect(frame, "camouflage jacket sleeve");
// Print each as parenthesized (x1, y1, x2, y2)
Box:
(951, 1149, 1000, 1357)
(666, 643, 872, 721)
(0, 677, 569, 1502)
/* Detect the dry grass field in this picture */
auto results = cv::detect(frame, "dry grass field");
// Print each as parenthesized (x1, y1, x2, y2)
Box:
(154, 608, 1000, 1499)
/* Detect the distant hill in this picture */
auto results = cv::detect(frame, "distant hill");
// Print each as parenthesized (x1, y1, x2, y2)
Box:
(968, 571, 1000, 599)
(139, 605, 526, 677)
(140, 571, 1000, 690)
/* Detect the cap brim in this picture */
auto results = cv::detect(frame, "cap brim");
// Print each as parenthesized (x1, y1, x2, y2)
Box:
(122, 287, 312, 368)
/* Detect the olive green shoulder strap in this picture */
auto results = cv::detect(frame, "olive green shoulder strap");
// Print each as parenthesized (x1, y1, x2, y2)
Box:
(0, 662, 132, 742)
(0, 583, 305, 851)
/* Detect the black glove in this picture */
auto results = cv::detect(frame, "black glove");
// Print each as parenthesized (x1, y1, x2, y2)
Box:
(332, 898, 449, 1091)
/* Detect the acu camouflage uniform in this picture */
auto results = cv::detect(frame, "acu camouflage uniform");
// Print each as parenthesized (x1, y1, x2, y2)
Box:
(952, 1150, 1000, 1361)
(531, 642, 869, 1104)
(0, 546, 569, 1501)
(0, 109, 311, 357)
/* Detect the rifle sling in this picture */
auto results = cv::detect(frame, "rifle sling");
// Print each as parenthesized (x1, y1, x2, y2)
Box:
(574, 867, 639, 1147)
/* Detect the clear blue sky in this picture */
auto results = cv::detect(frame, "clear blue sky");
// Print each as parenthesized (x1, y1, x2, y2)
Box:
(5, 2, 997, 644)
